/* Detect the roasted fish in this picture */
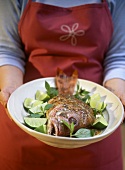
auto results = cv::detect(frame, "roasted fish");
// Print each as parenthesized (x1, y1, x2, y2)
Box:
(46, 69, 95, 136)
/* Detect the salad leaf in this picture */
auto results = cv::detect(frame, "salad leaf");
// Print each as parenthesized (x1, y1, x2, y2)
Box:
(35, 125, 47, 134)
(74, 83, 90, 103)
(61, 120, 75, 137)
(73, 128, 92, 138)
(44, 104, 53, 110)
(45, 81, 58, 98)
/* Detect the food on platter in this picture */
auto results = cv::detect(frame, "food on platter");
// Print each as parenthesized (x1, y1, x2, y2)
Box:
(23, 69, 108, 138)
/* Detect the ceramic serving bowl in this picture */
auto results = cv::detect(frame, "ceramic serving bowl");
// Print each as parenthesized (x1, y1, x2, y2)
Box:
(7, 78, 124, 148)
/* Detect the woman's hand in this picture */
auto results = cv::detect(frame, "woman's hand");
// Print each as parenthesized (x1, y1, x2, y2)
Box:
(0, 65, 24, 107)
(104, 78, 125, 121)
(104, 78, 125, 120)
(104, 78, 125, 106)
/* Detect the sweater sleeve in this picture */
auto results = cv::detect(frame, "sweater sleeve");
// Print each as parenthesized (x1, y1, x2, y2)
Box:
(0, 0, 26, 73)
(103, 0, 125, 83)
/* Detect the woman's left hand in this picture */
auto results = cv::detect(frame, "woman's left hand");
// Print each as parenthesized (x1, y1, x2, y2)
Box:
(104, 78, 125, 105)
(104, 78, 125, 120)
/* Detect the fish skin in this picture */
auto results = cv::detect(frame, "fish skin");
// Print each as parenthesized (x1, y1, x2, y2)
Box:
(46, 69, 95, 137)
(46, 94, 95, 136)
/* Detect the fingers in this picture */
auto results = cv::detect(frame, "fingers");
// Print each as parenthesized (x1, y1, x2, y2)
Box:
(0, 90, 10, 107)
(104, 79, 125, 105)
(108, 87, 125, 106)
(104, 78, 125, 122)
(0, 91, 12, 120)
(119, 94, 125, 107)
(0, 85, 17, 106)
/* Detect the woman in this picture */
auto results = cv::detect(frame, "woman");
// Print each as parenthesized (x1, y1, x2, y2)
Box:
(0, 0, 125, 169)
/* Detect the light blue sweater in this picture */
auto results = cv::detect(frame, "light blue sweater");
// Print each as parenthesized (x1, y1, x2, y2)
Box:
(0, 0, 125, 83)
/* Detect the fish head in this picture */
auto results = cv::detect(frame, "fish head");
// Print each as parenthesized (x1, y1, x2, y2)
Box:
(47, 103, 83, 136)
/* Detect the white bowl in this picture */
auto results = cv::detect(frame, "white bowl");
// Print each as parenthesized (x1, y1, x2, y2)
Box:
(7, 78, 124, 148)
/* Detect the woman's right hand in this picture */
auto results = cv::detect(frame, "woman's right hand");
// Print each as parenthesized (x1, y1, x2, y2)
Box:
(0, 65, 24, 107)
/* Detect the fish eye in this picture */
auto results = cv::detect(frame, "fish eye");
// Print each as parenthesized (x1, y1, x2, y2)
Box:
(68, 117, 77, 125)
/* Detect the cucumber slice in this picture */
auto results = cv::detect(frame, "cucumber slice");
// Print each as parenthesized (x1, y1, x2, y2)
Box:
(24, 117, 47, 129)
(92, 115, 108, 130)
(35, 90, 50, 101)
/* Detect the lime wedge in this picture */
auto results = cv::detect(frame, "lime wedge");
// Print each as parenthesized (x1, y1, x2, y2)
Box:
(32, 100, 43, 107)
(29, 104, 43, 114)
(23, 98, 34, 109)
(92, 115, 108, 130)
(101, 102, 107, 111)
(90, 93, 101, 101)
(24, 117, 47, 129)
(35, 90, 50, 101)
(93, 101, 103, 110)
(90, 93, 106, 111)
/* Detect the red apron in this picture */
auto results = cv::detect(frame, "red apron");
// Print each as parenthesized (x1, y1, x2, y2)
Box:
(0, 0, 123, 169)
(18, 0, 113, 84)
